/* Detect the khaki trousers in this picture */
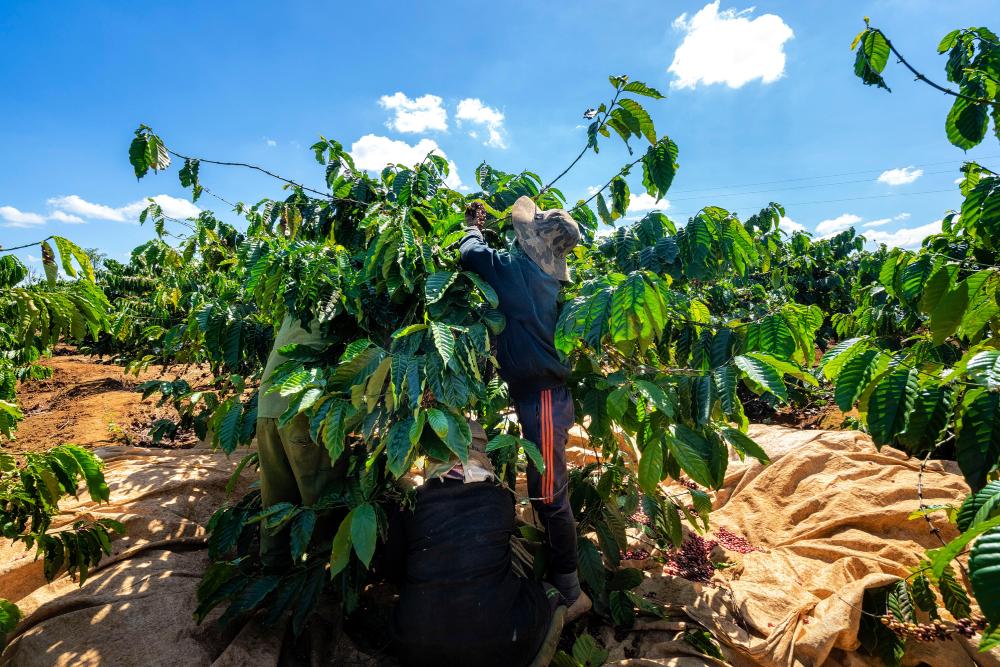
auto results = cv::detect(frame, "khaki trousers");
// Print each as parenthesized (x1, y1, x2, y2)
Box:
(257, 414, 337, 563)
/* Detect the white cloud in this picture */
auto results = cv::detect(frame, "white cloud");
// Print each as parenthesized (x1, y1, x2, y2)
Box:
(627, 192, 669, 214)
(877, 166, 923, 186)
(48, 210, 85, 224)
(0, 206, 47, 227)
(668, 1, 794, 89)
(47, 195, 123, 220)
(349, 134, 463, 190)
(26, 254, 40, 264)
(862, 218, 892, 228)
(894, 212, 911, 221)
(455, 98, 507, 148)
(0, 205, 86, 228)
(778, 216, 805, 234)
(265, 138, 277, 147)
(47, 194, 201, 224)
(865, 221, 941, 249)
(815, 213, 862, 236)
(379, 92, 448, 133)
(350, 135, 441, 170)
(580, 189, 668, 219)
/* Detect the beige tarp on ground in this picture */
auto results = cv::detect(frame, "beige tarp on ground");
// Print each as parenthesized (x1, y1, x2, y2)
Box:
(2, 427, 998, 666)
(592, 426, 999, 667)
(0, 445, 254, 666)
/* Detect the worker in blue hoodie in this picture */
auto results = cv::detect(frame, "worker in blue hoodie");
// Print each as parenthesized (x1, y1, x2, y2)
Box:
(459, 196, 592, 622)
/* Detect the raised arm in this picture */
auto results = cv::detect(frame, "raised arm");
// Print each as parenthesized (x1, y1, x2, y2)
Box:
(458, 202, 508, 287)
(459, 226, 504, 285)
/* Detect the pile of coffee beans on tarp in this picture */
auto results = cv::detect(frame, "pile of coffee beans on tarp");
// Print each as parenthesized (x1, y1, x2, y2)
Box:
(663, 534, 717, 583)
(713, 526, 757, 554)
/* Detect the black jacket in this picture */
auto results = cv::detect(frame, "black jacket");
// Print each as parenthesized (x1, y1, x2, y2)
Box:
(459, 227, 570, 399)
(389, 480, 553, 667)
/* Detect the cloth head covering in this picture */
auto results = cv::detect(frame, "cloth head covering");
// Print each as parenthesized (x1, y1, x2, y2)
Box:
(423, 418, 495, 484)
(511, 196, 581, 281)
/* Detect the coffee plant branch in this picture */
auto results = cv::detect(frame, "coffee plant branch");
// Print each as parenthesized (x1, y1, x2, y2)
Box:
(0, 237, 55, 253)
(164, 147, 335, 200)
(576, 154, 647, 211)
(918, 442, 955, 548)
(539, 85, 624, 196)
(201, 186, 238, 209)
(874, 29, 993, 104)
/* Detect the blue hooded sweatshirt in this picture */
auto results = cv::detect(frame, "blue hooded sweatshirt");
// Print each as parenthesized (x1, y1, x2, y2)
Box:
(459, 227, 570, 399)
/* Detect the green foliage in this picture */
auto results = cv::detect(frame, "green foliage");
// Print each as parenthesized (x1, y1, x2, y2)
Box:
(683, 628, 726, 661)
(0, 599, 21, 636)
(817, 174, 1000, 484)
(100, 53, 999, 657)
(1, 232, 115, 637)
(0, 240, 108, 439)
(818, 203, 1000, 651)
(867, 369, 918, 448)
(552, 633, 609, 667)
(970, 527, 1000, 628)
(956, 390, 1000, 491)
(485, 433, 545, 476)
(869, 483, 1000, 651)
(910, 573, 939, 620)
(128, 124, 171, 179)
(852, 26, 891, 90)
(957, 480, 1000, 532)
(838, 20, 1000, 656)
(859, 584, 905, 667)
(110, 75, 724, 632)
(0, 445, 117, 639)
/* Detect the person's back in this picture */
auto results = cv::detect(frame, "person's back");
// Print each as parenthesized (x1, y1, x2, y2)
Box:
(458, 211, 569, 399)
(391, 478, 554, 666)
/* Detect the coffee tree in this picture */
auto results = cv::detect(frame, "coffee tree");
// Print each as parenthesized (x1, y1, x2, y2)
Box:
(0, 238, 116, 640)
(845, 19, 1000, 659)
(117, 75, 825, 635)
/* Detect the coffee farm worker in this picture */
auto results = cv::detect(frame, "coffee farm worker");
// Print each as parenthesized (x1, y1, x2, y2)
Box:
(459, 197, 592, 622)
(256, 316, 338, 565)
(386, 421, 565, 667)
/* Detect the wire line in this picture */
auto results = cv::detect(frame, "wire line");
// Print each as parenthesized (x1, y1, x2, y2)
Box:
(665, 155, 999, 196)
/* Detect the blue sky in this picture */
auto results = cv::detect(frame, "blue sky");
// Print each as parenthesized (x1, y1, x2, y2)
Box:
(2, 1, 998, 269)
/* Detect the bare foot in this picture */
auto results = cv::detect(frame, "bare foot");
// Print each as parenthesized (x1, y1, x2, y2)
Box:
(565, 591, 592, 623)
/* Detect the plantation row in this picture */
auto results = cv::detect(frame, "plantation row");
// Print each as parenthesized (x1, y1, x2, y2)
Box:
(1, 20, 999, 664)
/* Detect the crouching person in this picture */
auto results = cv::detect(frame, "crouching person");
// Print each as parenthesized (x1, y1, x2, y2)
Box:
(387, 422, 564, 667)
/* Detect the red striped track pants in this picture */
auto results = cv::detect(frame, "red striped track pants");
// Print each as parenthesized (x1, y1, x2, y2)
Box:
(514, 385, 578, 577)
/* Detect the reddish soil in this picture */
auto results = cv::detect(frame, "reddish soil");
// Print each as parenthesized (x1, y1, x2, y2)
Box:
(10, 349, 856, 453)
(8, 348, 213, 454)
(770, 403, 857, 430)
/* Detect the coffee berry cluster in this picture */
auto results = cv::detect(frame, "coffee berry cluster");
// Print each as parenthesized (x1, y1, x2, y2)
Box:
(955, 615, 989, 638)
(880, 614, 988, 641)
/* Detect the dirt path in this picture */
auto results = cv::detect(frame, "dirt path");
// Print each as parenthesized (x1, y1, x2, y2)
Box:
(9, 349, 212, 454)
